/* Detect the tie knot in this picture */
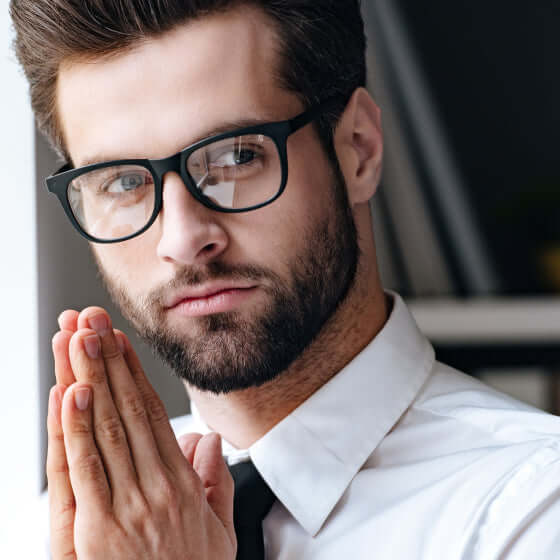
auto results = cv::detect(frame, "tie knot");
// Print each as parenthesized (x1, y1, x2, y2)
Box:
(229, 460, 276, 527)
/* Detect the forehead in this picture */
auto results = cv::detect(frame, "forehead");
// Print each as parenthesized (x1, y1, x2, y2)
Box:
(56, 5, 300, 166)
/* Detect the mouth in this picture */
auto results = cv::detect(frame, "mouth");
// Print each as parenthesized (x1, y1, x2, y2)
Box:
(166, 285, 259, 317)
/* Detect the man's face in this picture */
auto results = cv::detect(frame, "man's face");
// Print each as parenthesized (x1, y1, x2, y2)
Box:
(56, 6, 359, 394)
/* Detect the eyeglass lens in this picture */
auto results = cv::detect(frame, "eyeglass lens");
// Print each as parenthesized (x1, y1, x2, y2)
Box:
(67, 133, 282, 241)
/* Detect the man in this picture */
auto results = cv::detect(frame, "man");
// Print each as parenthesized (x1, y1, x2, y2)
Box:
(9, 0, 560, 558)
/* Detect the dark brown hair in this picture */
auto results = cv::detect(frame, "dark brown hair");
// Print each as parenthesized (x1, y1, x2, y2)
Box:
(10, 0, 366, 162)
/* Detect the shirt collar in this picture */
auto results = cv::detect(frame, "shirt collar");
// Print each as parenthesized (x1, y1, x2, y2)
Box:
(190, 292, 435, 536)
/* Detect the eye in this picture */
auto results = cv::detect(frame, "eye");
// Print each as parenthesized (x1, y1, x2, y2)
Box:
(186, 134, 272, 190)
(103, 172, 150, 193)
(234, 149, 257, 165)
(212, 147, 258, 167)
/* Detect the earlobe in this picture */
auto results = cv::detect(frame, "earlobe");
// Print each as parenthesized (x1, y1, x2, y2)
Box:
(334, 88, 383, 207)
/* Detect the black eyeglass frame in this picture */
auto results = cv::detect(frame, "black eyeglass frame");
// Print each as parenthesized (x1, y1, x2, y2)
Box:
(45, 96, 346, 244)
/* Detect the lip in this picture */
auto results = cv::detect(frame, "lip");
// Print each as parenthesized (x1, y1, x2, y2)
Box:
(167, 286, 259, 317)
(165, 282, 258, 309)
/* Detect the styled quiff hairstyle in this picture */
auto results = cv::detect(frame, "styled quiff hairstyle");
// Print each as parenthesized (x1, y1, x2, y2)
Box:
(10, 0, 366, 162)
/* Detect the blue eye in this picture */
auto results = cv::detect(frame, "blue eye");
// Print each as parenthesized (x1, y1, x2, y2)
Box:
(105, 173, 146, 192)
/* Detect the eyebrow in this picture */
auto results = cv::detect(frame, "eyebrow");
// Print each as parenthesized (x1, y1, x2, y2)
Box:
(77, 117, 277, 168)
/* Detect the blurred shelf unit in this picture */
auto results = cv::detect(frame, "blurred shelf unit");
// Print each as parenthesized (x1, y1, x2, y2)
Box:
(363, 1, 560, 382)
(365, 0, 560, 300)
(406, 297, 560, 414)
(407, 298, 560, 345)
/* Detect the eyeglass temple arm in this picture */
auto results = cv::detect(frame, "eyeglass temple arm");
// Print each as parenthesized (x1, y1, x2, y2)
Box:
(50, 162, 73, 178)
(288, 95, 348, 133)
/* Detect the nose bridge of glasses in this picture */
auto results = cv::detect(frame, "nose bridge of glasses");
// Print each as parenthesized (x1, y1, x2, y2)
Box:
(150, 152, 184, 184)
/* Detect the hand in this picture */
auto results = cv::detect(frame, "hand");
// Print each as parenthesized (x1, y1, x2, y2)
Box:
(46, 307, 236, 559)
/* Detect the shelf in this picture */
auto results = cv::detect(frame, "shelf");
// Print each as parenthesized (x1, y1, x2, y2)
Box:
(407, 297, 560, 344)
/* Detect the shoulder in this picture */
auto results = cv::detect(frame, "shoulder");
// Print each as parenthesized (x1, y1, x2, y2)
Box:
(414, 361, 560, 444)
(404, 363, 560, 557)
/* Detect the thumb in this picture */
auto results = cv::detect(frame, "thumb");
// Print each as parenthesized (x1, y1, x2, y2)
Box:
(193, 432, 235, 541)
(177, 432, 204, 465)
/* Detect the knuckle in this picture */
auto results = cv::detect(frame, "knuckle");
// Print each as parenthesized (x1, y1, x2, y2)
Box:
(71, 452, 104, 480)
(113, 493, 152, 536)
(70, 415, 92, 436)
(118, 391, 147, 421)
(85, 364, 106, 385)
(96, 415, 125, 446)
(46, 442, 69, 477)
(158, 472, 175, 500)
(115, 486, 149, 516)
(131, 514, 157, 542)
(47, 458, 70, 477)
(53, 517, 74, 538)
(151, 469, 180, 510)
(55, 495, 77, 518)
(102, 346, 122, 362)
(144, 393, 168, 424)
(50, 431, 66, 444)
(47, 412, 61, 435)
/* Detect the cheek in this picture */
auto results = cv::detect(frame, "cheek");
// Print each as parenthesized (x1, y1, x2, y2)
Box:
(229, 151, 332, 268)
(286, 130, 335, 213)
(92, 229, 160, 286)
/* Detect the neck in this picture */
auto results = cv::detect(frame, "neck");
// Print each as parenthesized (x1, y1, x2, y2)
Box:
(184, 246, 388, 450)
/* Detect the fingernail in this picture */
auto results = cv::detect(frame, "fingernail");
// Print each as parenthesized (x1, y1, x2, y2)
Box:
(88, 314, 109, 336)
(57, 313, 64, 329)
(84, 334, 100, 359)
(74, 388, 91, 411)
(116, 335, 125, 354)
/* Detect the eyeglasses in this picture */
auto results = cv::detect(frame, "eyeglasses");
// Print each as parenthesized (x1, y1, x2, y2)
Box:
(45, 96, 344, 244)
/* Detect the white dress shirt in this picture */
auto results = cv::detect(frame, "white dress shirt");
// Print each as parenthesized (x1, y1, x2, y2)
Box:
(38, 293, 560, 559)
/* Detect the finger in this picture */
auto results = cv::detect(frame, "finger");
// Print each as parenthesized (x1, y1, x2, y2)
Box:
(53, 330, 76, 387)
(115, 329, 195, 479)
(60, 382, 111, 517)
(58, 310, 79, 332)
(46, 384, 77, 560)
(76, 306, 111, 331)
(76, 310, 167, 496)
(177, 432, 204, 465)
(68, 328, 139, 500)
(193, 433, 235, 543)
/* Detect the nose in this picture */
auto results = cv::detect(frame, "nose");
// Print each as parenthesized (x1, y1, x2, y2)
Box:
(156, 172, 229, 266)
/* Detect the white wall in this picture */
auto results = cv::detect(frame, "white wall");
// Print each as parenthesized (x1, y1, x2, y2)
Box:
(0, 9, 42, 556)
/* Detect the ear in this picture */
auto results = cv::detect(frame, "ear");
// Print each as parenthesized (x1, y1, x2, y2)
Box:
(333, 88, 383, 207)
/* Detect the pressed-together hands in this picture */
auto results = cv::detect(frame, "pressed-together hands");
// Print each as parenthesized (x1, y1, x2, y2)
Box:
(47, 307, 236, 560)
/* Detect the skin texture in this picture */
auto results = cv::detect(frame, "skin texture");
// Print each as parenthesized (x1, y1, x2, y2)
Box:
(48, 5, 386, 559)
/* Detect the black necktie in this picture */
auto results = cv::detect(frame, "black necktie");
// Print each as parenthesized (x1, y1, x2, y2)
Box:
(228, 460, 276, 560)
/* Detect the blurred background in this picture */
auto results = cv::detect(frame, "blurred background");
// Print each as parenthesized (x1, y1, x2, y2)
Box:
(365, 0, 560, 417)
(2, 0, 560, 554)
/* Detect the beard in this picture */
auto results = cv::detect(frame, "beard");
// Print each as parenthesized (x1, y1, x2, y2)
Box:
(94, 164, 360, 395)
